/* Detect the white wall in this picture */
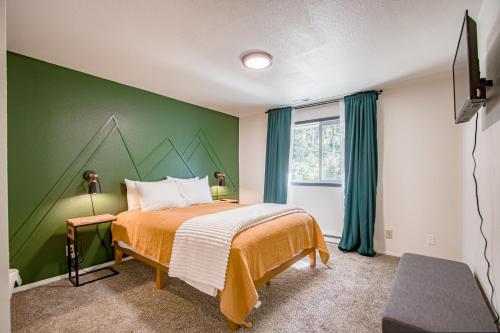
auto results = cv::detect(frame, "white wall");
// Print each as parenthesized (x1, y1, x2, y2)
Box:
(376, 77, 461, 259)
(461, 0, 500, 316)
(239, 76, 462, 260)
(288, 104, 344, 238)
(288, 185, 344, 237)
(239, 113, 267, 204)
(0, 0, 11, 331)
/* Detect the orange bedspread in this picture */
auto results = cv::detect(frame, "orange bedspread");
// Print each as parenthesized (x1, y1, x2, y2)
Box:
(112, 202, 330, 325)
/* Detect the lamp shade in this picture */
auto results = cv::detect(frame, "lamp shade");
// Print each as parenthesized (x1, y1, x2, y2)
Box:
(88, 180, 102, 194)
(83, 170, 102, 194)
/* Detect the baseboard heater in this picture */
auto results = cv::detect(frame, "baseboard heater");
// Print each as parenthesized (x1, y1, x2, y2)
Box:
(323, 234, 341, 244)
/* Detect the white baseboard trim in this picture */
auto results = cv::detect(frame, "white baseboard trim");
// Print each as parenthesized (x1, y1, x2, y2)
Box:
(13, 246, 400, 293)
(324, 234, 340, 245)
(323, 234, 401, 257)
(13, 256, 133, 293)
(377, 249, 402, 257)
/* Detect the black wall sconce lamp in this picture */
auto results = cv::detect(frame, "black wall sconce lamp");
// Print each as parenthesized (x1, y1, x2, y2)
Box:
(214, 171, 226, 200)
(82, 170, 112, 263)
(83, 170, 101, 215)
(83, 170, 102, 195)
(214, 171, 226, 186)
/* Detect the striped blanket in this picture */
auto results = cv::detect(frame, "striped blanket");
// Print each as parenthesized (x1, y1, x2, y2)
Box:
(168, 203, 304, 296)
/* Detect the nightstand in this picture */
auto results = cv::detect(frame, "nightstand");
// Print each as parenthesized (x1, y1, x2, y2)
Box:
(216, 199, 239, 203)
(66, 214, 118, 286)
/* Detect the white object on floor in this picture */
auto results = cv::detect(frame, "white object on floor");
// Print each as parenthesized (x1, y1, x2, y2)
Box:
(169, 203, 304, 296)
(9, 269, 22, 297)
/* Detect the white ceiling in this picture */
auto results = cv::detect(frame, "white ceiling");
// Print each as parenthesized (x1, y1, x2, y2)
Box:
(7, 0, 483, 117)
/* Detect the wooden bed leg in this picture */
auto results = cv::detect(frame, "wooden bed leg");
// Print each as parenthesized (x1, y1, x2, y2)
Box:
(227, 319, 245, 331)
(156, 268, 164, 289)
(309, 250, 316, 268)
(266, 280, 271, 286)
(228, 320, 253, 330)
(114, 246, 123, 265)
(227, 320, 241, 330)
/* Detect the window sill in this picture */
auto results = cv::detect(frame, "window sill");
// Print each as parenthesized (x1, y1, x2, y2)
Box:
(290, 182, 342, 187)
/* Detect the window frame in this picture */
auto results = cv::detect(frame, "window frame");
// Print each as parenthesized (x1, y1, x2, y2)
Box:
(291, 116, 342, 187)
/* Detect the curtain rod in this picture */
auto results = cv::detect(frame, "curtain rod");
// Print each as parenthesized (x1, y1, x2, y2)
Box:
(266, 89, 383, 113)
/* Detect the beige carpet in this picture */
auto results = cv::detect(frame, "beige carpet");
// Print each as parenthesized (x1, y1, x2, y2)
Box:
(11, 246, 399, 333)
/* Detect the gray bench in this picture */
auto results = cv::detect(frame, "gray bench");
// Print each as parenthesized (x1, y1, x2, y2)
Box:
(382, 253, 498, 332)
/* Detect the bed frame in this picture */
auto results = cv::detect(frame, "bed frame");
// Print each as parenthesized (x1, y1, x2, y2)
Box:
(113, 241, 316, 330)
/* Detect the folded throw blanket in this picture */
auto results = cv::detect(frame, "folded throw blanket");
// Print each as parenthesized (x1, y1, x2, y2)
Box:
(168, 203, 304, 296)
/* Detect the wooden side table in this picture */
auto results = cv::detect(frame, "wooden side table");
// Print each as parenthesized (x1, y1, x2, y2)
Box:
(66, 214, 118, 286)
(216, 199, 239, 203)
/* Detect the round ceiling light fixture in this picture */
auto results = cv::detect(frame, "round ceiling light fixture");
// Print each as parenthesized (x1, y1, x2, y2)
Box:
(241, 51, 273, 70)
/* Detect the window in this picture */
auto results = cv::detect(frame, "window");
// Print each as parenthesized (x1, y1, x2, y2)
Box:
(291, 117, 342, 186)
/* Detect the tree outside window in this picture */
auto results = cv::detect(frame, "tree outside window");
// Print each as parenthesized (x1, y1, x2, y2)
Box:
(291, 117, 342, 186)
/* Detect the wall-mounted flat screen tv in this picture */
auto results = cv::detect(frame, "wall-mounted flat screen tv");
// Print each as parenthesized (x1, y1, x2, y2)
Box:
(453, 10, 485, 124)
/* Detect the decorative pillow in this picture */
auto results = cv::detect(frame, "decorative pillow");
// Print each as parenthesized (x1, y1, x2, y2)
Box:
(166, 176, 199, 181)
(125, 179, 180, 210)
(135, 181, 185, 212)
(175, 176, 213, 205)
(124, 179, 141, 211)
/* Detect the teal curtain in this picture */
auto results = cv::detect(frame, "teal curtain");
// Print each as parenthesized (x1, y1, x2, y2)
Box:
(264, 107, 292, 204)
(338, 91, 378, 256)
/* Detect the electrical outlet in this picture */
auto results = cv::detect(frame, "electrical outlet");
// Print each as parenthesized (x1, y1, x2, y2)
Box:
(426, 234, 436, 246)
(66, 244, 76, 258)
(384, 229, 393, 239)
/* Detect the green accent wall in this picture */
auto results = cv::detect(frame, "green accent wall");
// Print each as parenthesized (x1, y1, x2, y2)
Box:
(7, 52, 239, 284)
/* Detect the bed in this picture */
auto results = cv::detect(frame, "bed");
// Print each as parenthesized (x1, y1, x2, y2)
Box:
(111, 201, 330, 329)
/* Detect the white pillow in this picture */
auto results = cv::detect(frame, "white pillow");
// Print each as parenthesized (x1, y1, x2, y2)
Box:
(166, 176, 199, 181)
(124, 179, 141, 211)
(135, 181, 185, 211)
(125, 179, 174, 210)
(167, 176, 200, 205)
(175, 176, 213, 205)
